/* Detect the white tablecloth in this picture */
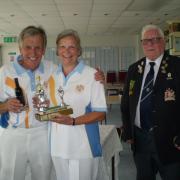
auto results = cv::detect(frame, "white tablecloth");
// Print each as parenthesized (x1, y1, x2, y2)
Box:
(98, 125, 123, 180)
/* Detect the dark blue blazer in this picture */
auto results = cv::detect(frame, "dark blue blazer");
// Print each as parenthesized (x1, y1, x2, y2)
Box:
(121, 52, 180, 165)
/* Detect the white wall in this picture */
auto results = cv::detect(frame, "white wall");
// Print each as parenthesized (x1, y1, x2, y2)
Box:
(1, 34, 142, 65)
(135, 34, 144, 60)
(48, 34, 138, 47)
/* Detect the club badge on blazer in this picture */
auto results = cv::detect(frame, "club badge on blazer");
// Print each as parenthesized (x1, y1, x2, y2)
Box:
(166, 72, 173, 80)
(161, 55, 170, 74)
(138, 61, 144, 74)
(129, 80, 135, 96)
(161, 60, 168, 74)
(164, 88, 175, 101)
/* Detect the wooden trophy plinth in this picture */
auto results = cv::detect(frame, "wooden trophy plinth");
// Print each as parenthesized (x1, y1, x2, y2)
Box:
(35, 105, 73, 121)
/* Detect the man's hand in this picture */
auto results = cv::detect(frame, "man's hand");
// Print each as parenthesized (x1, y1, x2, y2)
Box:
(126, 139, 134, 144)
(5, 98, 23, 113)
(175, 144, 180, 151)
(32, 96, 50, 109)
(173, 136, 180, 151)
(95, 67, 105, 84)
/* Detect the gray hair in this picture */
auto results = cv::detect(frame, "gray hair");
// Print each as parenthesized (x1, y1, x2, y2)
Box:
(56, 29, 82, 56)
(18, 25, 47, 49)
(141, 24, 164, 39)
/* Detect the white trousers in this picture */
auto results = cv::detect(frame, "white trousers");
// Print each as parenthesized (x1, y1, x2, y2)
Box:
(0, 125, 53, 180)
(52, 157, 99, 180)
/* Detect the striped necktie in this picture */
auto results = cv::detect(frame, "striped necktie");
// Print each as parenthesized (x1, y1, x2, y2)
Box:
(140, 62, 155, 131)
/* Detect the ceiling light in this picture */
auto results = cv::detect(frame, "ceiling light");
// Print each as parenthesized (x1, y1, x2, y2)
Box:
(41, 13, 47, 16)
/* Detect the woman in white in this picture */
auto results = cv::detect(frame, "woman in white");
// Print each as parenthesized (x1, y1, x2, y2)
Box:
(47, 29, 107, 180)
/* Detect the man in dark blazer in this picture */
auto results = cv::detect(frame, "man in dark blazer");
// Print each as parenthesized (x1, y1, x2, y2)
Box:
(121, 24, 180, 180)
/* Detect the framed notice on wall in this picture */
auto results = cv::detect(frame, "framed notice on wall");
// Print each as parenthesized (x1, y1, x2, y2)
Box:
(8, 52, 16, 62)
(169, 32, 180, 56)
(174, 37, 180, 52)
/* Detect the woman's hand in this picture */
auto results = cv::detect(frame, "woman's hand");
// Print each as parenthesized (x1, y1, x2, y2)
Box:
(51, 114, 74, 125)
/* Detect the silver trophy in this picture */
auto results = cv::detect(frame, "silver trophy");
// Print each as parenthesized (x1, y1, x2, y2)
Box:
(35, 76, 48, 112)
(35, 85, 73, 121)
(36, 88, 48, 112)
(58, 86, 66, 107)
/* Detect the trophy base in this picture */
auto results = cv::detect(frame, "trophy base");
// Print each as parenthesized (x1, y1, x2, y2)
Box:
(35, 105, 73, 121)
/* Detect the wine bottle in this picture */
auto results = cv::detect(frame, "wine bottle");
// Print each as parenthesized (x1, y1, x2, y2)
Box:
(14, 78, 25, 106)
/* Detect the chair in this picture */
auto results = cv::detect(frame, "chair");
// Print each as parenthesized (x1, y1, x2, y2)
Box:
(118, 71, 127, 83)
(106, 71, 117, 84)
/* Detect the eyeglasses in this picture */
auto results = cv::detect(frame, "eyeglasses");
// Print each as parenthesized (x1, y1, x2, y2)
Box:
(141, 37, 162, 45)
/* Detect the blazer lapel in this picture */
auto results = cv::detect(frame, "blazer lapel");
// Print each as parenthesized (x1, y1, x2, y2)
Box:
(133, 58, 146, 104)
(153, 53, 169, 91)
(129, 58, 146, 122)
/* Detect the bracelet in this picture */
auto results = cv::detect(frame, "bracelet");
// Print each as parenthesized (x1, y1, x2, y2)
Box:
(72, 118, 76, 126)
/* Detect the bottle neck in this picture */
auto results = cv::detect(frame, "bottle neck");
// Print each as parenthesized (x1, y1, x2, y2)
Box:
(14, 78, 20, 88)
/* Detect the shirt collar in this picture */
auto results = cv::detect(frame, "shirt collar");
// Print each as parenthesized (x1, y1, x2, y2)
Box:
(56, 60, 85, 74)
(146, 53, 163, 67)
(13, 55, 44, 75)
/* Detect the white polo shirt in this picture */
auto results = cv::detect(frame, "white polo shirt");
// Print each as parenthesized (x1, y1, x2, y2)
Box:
(0, 56, 56, 128)
(48, 61, 107, 159)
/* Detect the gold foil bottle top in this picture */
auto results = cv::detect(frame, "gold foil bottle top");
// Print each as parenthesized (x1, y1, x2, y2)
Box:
(36, 75, 40, 82)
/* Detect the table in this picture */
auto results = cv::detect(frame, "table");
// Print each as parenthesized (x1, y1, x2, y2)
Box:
(106, 95, 121, 112)
(98, 125, 123, 180)
(106, 95, 121, 105)
(105, 83, 124, 95)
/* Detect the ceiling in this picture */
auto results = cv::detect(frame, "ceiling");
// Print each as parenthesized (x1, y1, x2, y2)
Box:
(0, 0, 180, 37)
